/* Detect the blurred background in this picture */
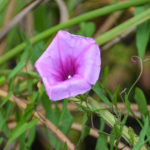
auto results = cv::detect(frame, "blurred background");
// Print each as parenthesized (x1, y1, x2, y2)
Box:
(0, 0, 150, 149)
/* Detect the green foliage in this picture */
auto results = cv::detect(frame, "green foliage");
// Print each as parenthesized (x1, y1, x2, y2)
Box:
(8, 50, 29, 80)
(134, 87, 149, 118)
(34, 5, 47, 32)
(96, 133, 108, 150)
(96, 118, 108, 150)
(135, 6, 150, 58)
(26, 127, 36, 148)
(133, 117, 149, 149)
(67, 0, 78, 14)
(92, 82, 112, 108)
(0, 76, 6, 86)
(110, 129, 116, 150)
(78, 22, 96, 37)
(58, 100, 74, 134)
(0, 137, 3, 145)
(6, 118, 39, 146)
(0, 91, 12, 108)
(0, 0, 10, 12)
(112, 85, 120, 109)
(42, 94, 74, 149)
(80, 113, 90, 142)
(0, 109, 10, 137)
(30, 42, 46, 64)
(99, 117, 105, 131)
(114, 0, 119, 3)
(102, 66, 109, 88)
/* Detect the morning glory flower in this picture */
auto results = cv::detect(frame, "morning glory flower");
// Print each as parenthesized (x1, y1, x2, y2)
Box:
(35, 30, 101, 101)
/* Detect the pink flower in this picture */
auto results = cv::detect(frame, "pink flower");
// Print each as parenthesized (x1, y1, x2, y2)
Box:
(35, 30, 101, 101)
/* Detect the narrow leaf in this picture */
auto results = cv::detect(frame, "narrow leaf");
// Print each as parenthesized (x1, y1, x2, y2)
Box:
(102, 66, 109, 87)
(81, 113, 90, 141)
(96, 133, 108, 150)
(92, 82, 112, 108)
(133, 117, 149, 150)
(134, 87, 148, 117)
(8, 50, 28, 80)
(7, 119, 39, 145)
(135, 6, 150, 58)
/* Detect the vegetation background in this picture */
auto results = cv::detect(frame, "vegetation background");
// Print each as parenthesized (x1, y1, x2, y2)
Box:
(0, 0, 150, 149)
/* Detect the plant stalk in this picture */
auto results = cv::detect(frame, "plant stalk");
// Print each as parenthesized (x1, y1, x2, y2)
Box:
(68, 97, 147, 149)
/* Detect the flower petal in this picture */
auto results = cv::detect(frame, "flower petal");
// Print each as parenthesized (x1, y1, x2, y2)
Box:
(43, 74, 91, 101)
(68, 74, 91, 97)
(76, 43, 101, 84)
(56, 30, 97, 62)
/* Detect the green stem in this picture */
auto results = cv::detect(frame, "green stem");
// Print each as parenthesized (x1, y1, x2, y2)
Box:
(0, 0, 150, 65)
(69, 97, 146, 149)
(96, 8, 150, 45)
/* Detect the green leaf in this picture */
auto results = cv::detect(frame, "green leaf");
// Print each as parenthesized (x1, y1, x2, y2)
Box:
(102, 66, 109, 87)
(78, 22, 96, 37)
(96, 132, 108, 150)
(67, 0, 77, 13)
(42, 93, 52, 119)
(42, 94, 58, 147)
(18, 133, 26, 150)
(34, 5, 46, 32)
(128, 127, 135, 146)
(0, 137, 3, 145)
(115, 112, 129, 148)
(0, 102, 12, 137)
(99, 117, 105, 131)
(114, 0, 118, 3)
(63, 143, 67, 150)
(0, 0, 10, 12)
(0, 111, 10, 137)
(26, 127, 36, 148)
(5, 102, 13, 119)
(56, 100, 74, 150)
(81, 113, 90, 141)
(7, 119, 39, 146)
(92, 82, 112, 108)
(0, 91, 12, 108)
(133, 117, 149, 149)
(27, 79, 34, 95)
(112, 85, 120, 108)
(110, 129, 116, 150)
(135, 6, 150, 58)
(134, 87, 148, 117)
(0, 76, 6, 86)
(30, 41, 45, 64)
(8, 50, 28, 80)
(59, 100, 74, 135)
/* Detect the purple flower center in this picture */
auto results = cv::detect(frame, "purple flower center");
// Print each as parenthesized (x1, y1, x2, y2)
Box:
(59, 57, 77, 81)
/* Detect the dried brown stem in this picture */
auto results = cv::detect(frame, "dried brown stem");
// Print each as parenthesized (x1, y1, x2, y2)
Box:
(94, 11, 123, 38)
(55, 0, 69, 23)
(0, 89, 75, 150)
(102, 27, 136, 50)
